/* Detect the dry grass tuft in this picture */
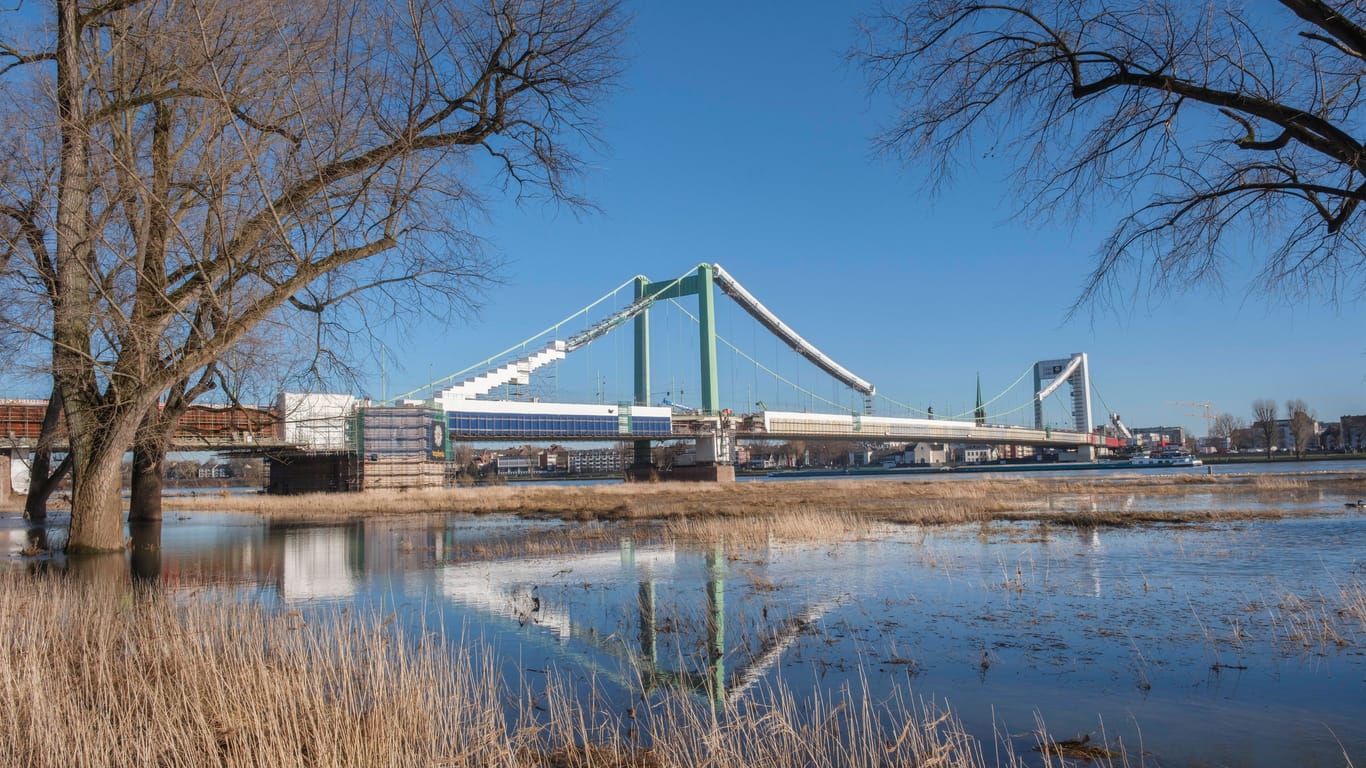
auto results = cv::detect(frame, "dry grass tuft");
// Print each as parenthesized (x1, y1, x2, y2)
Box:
(0, 571, 1033, 768)
(664, 506, 870, 546)
(1340, 584, 1366, 630)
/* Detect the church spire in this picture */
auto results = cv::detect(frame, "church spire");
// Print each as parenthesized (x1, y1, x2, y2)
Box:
(974, 373, 986, 426)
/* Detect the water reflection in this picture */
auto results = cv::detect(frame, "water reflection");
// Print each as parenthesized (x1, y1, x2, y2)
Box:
(111, 515, 846, 711)
(128, 520, 160, 585)
(280, 524, 361, 600)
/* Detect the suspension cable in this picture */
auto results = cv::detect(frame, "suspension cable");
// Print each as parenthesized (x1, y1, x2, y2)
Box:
(878, 361, 1035, 421)
(1090, 377, 1116, 418)
(667, 298, 855, 414)
(393, 265, 703, 404)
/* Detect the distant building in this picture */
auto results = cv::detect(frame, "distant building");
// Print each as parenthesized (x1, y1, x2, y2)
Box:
(1251, 418, 1322, 452)
(848, 450, 873, 467)
(1275, 417, 1320, 453)
(996, 444, 1036, 460)
(1131, 426, 1186, 448)
(1250, 420, 1278, 451)
(493, 454, 533, 475)
(1198, 436, 1232, 454)
(197, 463, 230, 479)
(540, 446, 569, 472)
(910, 442, 947, 466)
(567, 447, 625, 475)
(956, 445, 997, 464)
(1340, 415, 1366, 451)
(732, 445, 751, 466)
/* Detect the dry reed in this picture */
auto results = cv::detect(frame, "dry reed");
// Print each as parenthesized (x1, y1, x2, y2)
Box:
(163, 472, 1366, 533)
(0, 571, 1042, 768)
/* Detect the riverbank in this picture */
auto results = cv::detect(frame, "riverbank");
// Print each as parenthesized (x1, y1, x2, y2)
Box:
(8, 471, 1364, 538)
(160, 471, 1366, 529)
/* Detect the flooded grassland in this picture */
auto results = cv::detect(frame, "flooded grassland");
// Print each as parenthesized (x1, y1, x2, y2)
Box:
(3, 471, 1366, 767)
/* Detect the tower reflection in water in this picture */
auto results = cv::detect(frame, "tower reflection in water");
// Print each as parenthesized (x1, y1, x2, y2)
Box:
(129, 515, 838, 709)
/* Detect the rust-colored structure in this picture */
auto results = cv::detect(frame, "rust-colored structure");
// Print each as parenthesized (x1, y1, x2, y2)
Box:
(0, 398, 280, 447)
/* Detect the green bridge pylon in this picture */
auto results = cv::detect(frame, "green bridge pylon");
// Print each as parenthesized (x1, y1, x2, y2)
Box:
(632, 264, 720, 467)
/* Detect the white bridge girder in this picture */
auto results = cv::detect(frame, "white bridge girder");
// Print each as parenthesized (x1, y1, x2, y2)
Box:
(672, 411, 1109, 449)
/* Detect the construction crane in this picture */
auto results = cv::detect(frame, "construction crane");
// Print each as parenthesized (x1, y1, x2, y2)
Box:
(1167, 400, 1214, 437)
(1109, 413, 1133, 441)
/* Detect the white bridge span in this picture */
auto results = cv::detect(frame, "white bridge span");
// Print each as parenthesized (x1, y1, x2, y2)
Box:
(683, 411, 1113, 449)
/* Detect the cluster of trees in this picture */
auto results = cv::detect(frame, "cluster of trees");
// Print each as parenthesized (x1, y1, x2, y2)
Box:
(1211, 400, 1321, 458)
(2, 0, 625, 551)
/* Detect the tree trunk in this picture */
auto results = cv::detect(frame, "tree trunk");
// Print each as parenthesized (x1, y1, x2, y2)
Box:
(53, 0, 128, 554)
(24, 391, 72, 522)
(23, 455, 72, 522)
(61, 394, 146, 553)
(129, 413, 166, 522)
(130, 376, 210, 521)
(25, 450, 55, 522)
(65, 441, 128, 553)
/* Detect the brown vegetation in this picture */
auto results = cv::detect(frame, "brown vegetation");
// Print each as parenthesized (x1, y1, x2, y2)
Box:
(0, 572, 1034, 768)
(167, 474, 1366, 539)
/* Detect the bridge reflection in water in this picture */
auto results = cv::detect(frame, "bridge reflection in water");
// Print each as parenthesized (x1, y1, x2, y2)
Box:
(24, 514, 844, 709)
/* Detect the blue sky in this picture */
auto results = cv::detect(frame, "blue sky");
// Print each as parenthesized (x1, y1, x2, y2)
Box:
(371, 1, 1365, 436)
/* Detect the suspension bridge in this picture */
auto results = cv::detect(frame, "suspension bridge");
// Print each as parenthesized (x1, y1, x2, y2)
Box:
(2, 263, 1125, 493)
(388, 263, 1120, 478)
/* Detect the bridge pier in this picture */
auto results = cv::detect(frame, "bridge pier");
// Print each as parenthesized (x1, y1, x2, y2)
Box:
(627, 463, 735, 483)
(629, 429, 735, 483)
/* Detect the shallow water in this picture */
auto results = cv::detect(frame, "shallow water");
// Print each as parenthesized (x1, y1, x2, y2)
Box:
(5, 480, 1366, 767)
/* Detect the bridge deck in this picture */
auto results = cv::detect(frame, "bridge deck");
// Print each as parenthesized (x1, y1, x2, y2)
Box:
(435, 409, 1115, 448)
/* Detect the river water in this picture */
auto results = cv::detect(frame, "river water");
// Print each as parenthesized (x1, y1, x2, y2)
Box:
(5, 465, 1366, 767)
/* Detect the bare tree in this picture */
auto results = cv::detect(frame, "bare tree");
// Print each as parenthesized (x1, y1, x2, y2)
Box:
(858, 1, 1366, 307)
(0, 0, 624, 551)
(1211, 413, 1247, 449)
(127, 314, 354, 522)
(1253, 399, 1279, 459)
(1285, 398, 1318, 458)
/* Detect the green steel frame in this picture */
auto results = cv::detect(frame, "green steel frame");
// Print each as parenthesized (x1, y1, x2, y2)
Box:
(631, 264, 721, 467)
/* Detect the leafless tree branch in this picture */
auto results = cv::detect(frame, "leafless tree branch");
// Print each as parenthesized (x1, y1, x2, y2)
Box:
(857, 0, 1366, 312)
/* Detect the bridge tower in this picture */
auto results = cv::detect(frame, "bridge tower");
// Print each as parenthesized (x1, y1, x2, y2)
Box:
(633, 264, 724, 471)
(1033, 353, 1093, 434)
